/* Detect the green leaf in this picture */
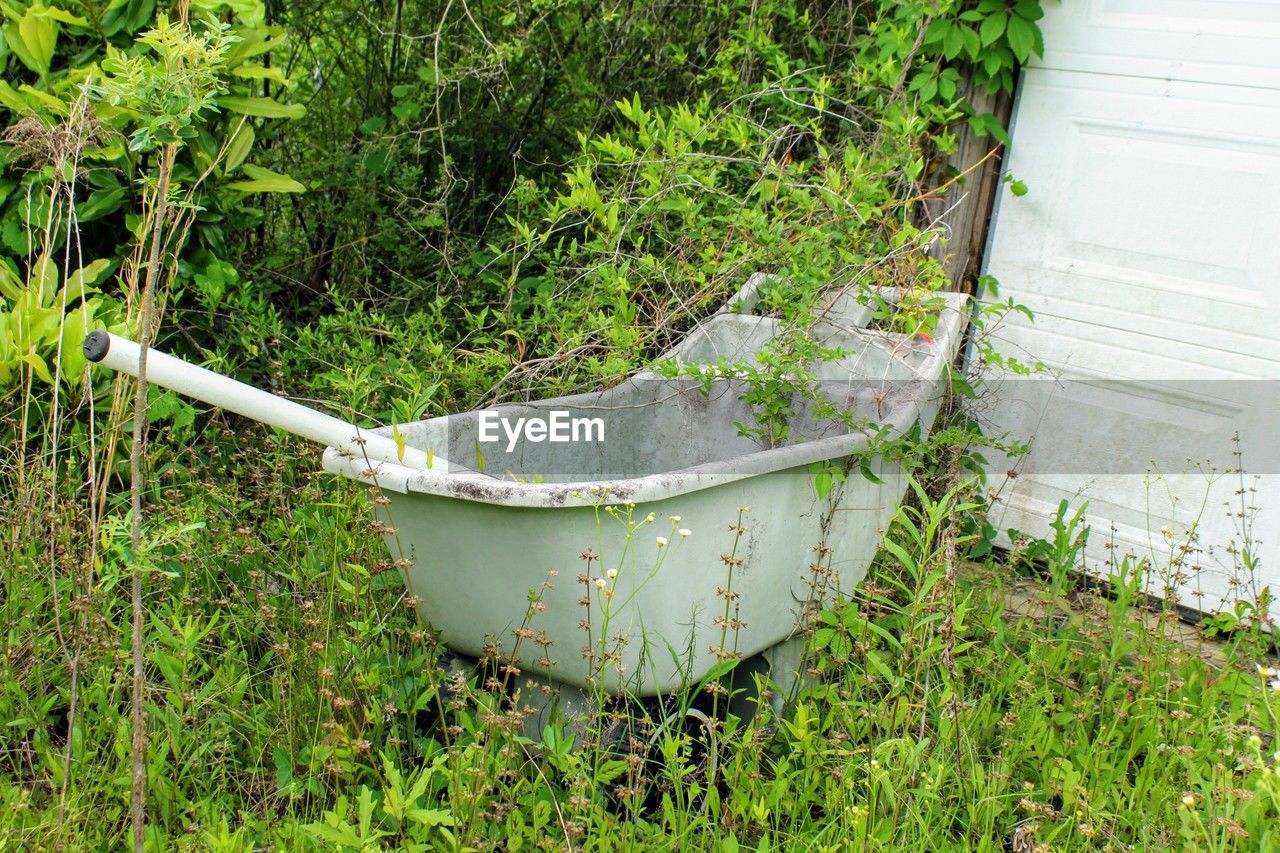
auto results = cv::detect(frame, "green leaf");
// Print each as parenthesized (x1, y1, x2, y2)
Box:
(59, 302, 92, 384)
(18, 12, 55, 73)
(1015, 0, 1045, 22)
(0, 260, 23, 302)
(405, 808, 454, 827)
(943, 24, 965, 60)
(3, 14, 52, 76)
(814, 468, 832, 499)
(0, 79, 28, 112)
(1, 219, 29, 256)
(63, 258, 113, 297)
(303, 823, 364, 848)
(31, 253, 57, 303)
(980, 13, 1006, 47)
(100, 0, 157, 37)
(40, 6, 89, 27)
(982, 48, 1006, 78)
(1005, 15, 1036, 62)
(77, 186, 126, 222)
(19, 352, 53, 383)
(232, 64, 287, 84)
(922, 19, 950, 47)
(865, 649, 894, 682)
(968, 112, 1010, 146)
(357, 786, 375, 837)
(18, 84, 66, 115)
(224, 120, 255, 172)
(226, 176, 305, 193)
(218, 95, 305, 119)
(227, 163, 305, 193)
(949, 368, 976, 399)
(939, 70, 958, 102)
(273, 747, 293, 791)
(391, 423, 407, 462)
(1009, 179, 1028, 197)
(224, 25, 287, 65)
(391, 101, 421, 122)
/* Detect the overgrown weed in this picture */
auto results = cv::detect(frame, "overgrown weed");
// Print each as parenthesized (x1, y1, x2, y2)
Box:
(4, 415, 1279, 849)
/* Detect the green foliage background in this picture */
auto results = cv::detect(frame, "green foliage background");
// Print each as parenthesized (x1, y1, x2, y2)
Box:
(0, 0, 1046, 412)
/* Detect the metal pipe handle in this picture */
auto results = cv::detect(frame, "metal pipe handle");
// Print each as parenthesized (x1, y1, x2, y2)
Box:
(84, 330, 454, 475)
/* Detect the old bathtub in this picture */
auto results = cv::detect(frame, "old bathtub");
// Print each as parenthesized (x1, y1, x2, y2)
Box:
(322, 281, 968, 697)
(84, 279, 966, 706)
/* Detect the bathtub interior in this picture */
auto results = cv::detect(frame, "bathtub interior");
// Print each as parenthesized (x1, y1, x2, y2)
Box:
(385, 297, 949, 483)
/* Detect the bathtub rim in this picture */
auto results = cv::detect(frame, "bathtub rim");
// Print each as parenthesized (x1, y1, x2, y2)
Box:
(321, 290, 969, 503)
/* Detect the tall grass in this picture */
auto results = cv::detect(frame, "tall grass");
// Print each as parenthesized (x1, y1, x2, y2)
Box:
(2, 402, 1277, 849)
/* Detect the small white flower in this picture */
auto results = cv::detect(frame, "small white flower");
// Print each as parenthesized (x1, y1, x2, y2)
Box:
(678, 528, 691, 537)
(645, 512, 656, 523)
(1272, 679, 1280, 694)
(594, 578, 606, 589)
(1160, 526, 1175, 540)
(606, 568, 618, 580)
(669, 515, 682, 522)
(1181, 794, 1196, 808)
(656, 536, 668, 547)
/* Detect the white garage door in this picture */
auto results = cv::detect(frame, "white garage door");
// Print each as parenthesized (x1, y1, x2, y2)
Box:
(979, 0, 1280, 620)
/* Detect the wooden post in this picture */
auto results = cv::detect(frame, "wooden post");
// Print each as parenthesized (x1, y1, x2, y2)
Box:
(922, 78, 1014, 294)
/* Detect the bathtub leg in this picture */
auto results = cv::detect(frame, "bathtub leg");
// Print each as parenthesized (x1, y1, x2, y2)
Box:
(510, 672, 596, 743)
(719, 635, 814, 723)
(759, 634, 813, 718)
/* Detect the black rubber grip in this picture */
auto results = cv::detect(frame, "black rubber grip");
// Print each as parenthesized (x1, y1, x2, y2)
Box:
(83, 330, 110, 363)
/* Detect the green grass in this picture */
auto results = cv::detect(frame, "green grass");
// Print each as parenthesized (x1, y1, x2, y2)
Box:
(2, 421, 1277, 850)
